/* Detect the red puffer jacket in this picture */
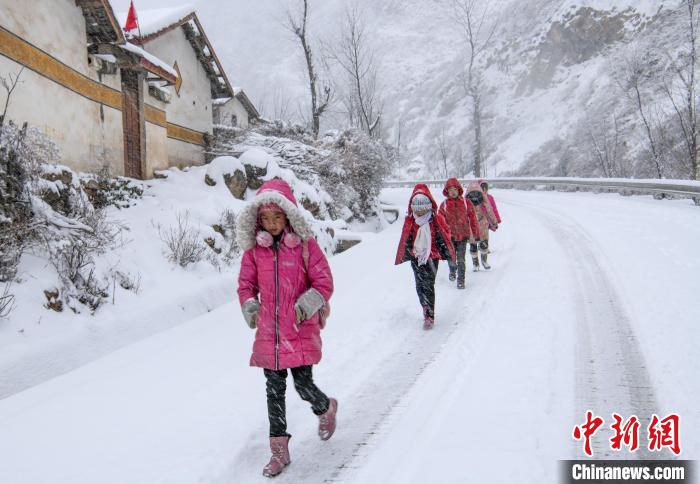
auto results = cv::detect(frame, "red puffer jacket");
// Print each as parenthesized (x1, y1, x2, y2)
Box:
(439, 178, 480, 241)
(395, 184, 456, 265)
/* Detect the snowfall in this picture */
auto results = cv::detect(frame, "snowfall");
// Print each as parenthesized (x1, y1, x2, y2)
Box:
(1, 184, 699, 483)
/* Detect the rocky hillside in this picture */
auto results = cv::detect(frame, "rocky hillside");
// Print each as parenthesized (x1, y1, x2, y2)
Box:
(186, 0, 691, 179)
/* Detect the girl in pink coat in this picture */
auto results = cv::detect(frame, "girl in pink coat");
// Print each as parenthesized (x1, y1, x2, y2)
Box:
(237, 179, 336, 478)
(465, 181, 499, 270)
(478, 179, 502, 225)
(478, 178, 502, 260)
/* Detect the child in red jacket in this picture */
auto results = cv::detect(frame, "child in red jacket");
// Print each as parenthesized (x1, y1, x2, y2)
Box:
(395, 184, 455, 329)
(439, 178, 479, 289)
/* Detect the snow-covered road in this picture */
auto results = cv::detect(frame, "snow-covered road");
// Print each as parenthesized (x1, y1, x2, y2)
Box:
(0, 188, 698, 483)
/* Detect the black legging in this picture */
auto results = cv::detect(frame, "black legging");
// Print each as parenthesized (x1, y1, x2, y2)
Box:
(410, 258, 439, 317)
(448, 239, 468, 284)
(264, 365, 330, 437)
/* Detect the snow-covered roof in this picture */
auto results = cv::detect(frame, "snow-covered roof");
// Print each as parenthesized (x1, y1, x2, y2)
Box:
(116, 5, 195, 39)
(235, 90, 260, 119)
(119, 42, 178, 78)
(94, 54, 117, 64)
(212, 89, 260, 119)
(115, 5, 233, 99)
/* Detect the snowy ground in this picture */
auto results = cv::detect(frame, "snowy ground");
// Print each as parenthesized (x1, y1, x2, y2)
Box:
(0, 188, 698, 483)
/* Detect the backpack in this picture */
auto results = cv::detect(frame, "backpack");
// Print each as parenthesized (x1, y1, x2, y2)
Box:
(301, 241, 331, 329)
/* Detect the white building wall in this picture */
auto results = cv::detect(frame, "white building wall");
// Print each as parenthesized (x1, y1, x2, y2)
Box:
(1, 0, 89, 74)
(146, 123, 169, 175)
(214, 98, 250, 129)
(144, 26, 213, 134)
(0, 56, 125, 175)
(166, 138, 205, 168)
(0, 1, 125, 175)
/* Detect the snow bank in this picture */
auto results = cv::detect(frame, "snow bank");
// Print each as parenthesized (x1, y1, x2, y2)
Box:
(1, 151, 360, 395)
(238, 147, 270, 169)
(205, 155, 245, 179)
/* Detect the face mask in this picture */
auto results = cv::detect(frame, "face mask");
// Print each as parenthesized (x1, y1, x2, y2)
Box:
(468, 191, 483, 205)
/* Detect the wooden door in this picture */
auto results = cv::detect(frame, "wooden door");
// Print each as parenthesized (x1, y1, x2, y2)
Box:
(121, 69, 145, 179)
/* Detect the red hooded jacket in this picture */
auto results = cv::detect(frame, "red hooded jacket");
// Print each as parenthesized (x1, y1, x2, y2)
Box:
(395, 184, 456, 265)
(438, 178, 480, 241)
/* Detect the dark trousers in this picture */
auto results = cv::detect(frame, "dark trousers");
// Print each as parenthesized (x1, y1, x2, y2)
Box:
(264, 365, 330, 437)
(410, 258, 439, 317)
(448, 239, 468, 284)
(470, 239, 489, 258)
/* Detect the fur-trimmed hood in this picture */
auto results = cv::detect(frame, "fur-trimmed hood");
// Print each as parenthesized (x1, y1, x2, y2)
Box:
(236, 179, 315, 251)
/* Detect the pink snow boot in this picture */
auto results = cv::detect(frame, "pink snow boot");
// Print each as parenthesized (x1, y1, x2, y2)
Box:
(318, 398, 338, 440)
(262, 435, 291, 478)
(423, 307, 435, 330)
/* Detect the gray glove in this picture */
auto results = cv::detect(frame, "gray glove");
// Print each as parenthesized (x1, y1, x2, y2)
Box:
(294, 288, 325, 322)
(242, 299, 260, 329)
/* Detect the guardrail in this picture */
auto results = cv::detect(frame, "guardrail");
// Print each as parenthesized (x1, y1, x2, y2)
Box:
(384, 177, 700, 199)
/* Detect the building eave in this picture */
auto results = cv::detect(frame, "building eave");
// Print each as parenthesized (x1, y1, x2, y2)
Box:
(76, 0, 126, 45)
(235, 91, 260, 119)
(131, 12, 234, 99)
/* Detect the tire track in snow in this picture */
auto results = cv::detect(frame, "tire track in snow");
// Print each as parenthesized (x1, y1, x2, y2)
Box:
(210, 242, 513, 483)
(505, 198, 662, 459)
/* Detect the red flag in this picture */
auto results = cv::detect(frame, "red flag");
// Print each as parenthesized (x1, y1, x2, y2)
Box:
(124, 0, 139, 33)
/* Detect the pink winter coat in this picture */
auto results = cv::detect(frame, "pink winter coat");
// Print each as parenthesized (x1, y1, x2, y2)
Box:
(465, 182, 498, 242)
(237, 179, 334, 370)
(487, 194, 501, 226)
(477, 178, 502, 226)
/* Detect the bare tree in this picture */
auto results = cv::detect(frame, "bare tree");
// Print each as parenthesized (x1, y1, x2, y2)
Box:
(396, 118, 403, 163)
(454, 144, 467, 176)
(0, 68, 24, 128)
(436, 127, 450, 177)
(0, 282, 14, 319)
(333, 8, 382, 138)
(617, 52, 664, 178)
(259, 86, 295, 122)
(663, 0, 699, 182)
(285, 0, 332, 138)
(451, 0, 498, 178)
(586, 111, 624, 178)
